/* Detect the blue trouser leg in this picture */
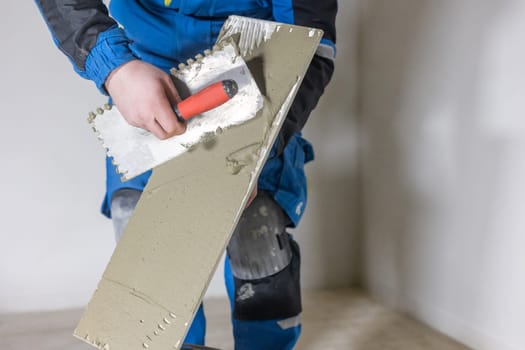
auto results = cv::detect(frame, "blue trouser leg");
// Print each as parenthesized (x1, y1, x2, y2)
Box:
(184, 304, 206, 345)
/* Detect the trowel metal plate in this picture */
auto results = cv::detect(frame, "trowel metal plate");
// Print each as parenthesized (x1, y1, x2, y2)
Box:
(90, 40, 263, 181)
(74, 15, 323, 350)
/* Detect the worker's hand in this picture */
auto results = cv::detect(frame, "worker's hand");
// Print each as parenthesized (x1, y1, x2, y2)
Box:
(245, 187, 258, 208)
(105, 60, 185, 139)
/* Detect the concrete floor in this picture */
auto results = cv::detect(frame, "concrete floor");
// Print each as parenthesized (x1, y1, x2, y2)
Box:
(1, 289, 470, 350)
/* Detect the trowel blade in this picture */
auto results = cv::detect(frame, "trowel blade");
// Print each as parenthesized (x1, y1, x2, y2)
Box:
(89, 39, 263, 181)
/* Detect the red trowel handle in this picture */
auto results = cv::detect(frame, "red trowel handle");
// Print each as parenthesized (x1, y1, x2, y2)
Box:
(174, 79, 238, 122)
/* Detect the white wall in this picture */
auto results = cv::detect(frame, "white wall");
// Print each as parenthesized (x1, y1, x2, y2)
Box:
(0, 2, 113, 313)
(360, 1, 525, 350)
(0, 2, 358, 313)
(298, 0, 360, 290)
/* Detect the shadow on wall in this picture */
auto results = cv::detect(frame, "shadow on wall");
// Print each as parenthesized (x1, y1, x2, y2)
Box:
(360, 0, 525, 348)
(297, 0, 361, 289)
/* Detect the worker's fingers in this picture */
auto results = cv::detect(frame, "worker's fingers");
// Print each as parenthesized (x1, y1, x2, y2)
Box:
(245, 187, 258, 208)
(104, 60, 188, 140)
(155, 93, 186, 137)
(146, 119, 168, 140)
(161, 77, 185, 138)
(164, 77, 182, 105)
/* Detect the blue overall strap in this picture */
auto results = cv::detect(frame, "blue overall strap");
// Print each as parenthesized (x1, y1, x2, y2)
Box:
(35, 0, 136, 93)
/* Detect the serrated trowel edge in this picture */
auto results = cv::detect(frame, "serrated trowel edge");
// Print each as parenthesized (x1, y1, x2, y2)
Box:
(88, 38, 263, 181)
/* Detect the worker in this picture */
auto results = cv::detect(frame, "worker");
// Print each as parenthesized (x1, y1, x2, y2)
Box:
(35, 1, 336, 349)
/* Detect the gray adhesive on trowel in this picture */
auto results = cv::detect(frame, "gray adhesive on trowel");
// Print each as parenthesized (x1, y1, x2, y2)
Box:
(74, 16, 322, 350)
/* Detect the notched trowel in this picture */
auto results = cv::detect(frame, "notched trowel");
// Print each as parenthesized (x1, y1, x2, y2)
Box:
(89, 38, 263, 181)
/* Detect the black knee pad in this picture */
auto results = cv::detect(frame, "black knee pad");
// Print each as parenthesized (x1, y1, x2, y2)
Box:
(232, 238, 302, 321)
(228, 191, 293, 280)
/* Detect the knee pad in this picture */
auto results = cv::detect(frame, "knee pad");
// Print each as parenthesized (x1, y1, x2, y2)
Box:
(110, 188, 142, 242)
(227, 191, 292, 280)
(227, 191, 302, 320)
(231, 239, 301, 321)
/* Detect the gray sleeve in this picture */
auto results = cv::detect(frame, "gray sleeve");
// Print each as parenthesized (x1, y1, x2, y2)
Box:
(35, 0, 117, 70)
